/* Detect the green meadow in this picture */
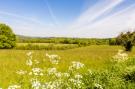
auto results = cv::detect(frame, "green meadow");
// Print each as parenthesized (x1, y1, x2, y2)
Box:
(0, 45, 135, 88)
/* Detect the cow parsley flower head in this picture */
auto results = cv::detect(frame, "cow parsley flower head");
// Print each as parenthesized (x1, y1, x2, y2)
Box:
(31, 79, 41, 89)
(94, 83, 103, 89)
(26, 59, 32, 66)
(63, 73, 70, 77)
(8, 85, 21, 89)
(113, 50, 128, 62)
(46, 53, 60, 64)
(47, 68, 57, 75)
(42, 80, 62, 89)
(32, 68, 43, 76)
(27, 52, 33, 56)
(74, 74, 83, 79)
(34, 60, 40, 64)
(69, 61, 84, 70)
(16, 70, 27, 75)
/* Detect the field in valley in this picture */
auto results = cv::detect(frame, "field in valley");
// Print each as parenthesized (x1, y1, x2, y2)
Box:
(0, 45, 135, 88)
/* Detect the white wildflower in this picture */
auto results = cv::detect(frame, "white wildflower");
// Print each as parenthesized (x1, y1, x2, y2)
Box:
(29, 72, 32, 75)
(27, 52, 32, 56)
(69, 61, 84, 70)
(74, 74, 83, 79)
(47, 68, 57, 75)
(46, 53, 60, 64)
(34, 60, 40, 64)
(31, 79, 41, 89)
(26, 59, 32, 66)
(42, 80, 62, 89)
(55, 72, 62, 78)
(8, 85, 21, 89)
(63, 73, 70, 77)
(113, 50, 128, 62)
(32, 68, 43, 76)
(16, 70, 27, 75)
(94, 83, 103, 89)
(69, 78, 84, 88)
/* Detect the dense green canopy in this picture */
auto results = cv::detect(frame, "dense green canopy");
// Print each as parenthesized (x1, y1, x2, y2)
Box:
(0, 24, 16, 48)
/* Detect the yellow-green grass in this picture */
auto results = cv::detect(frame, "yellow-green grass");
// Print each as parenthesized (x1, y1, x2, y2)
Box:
(17, 43, 77, 46)
(0, 45, 134, 88)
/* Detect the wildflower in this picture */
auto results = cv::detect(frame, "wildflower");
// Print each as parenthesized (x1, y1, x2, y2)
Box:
(27, 52, 33, 56)
(16, 70, 27, 75)
(113, 50, 128, 62)
(46, 53, 60, 64)
(55, 72, 62, 78)
(31, 79, 41, 89)
(69, 78, 84, 88)
(34, 60, 40, 64)
(47, 68, 57, 75)
(42, 80, 62, 89)
(94, 83, 103, 89)
(32, 68, 43, 76)
(8, 85, 21, 89)
(26, 59, 32, 66)
(69, 61, 84, 70)
(74, 74, 83, 79)
(26, 52, 33, 60)
(63, 73, 70, 77)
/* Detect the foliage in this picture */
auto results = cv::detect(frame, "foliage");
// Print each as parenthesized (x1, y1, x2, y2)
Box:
(0, 24, 16, 49)
(17, 35, 111, 46)
(116, 31, 135, 51)
(15, 43, 79, 50)
(1, 50, 135, 88)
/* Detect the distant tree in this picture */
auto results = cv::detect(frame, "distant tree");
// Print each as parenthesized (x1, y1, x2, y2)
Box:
(109, 38, 116, 45)
(0, 23, 16, 49)
(116, 31, 135, 51)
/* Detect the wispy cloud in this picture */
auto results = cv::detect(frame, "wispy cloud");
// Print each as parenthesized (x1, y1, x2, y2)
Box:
(66, 0, 135, 38)
(43, 0, 59, 26)
(71, 0, 124, 28)
(0, 11, 49, 26)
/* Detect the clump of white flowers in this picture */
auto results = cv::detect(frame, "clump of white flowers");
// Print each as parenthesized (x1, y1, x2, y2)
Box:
(94, 83, 103, 89)
(74, 74, 83, 79)
(46, 53, 60, 64)
(69, 61, 84, 70)
(31, 68, 43, 76)
(14, 52, 88, 89)
(26, 52, 33, 66)
(31, 78, 41, 89)
(16, 70, 27, 75)
(42, 80, 63, 89)
(8, 85, 21, 89)
(47, 68, 57, 75)
(113, 50, 128, 62)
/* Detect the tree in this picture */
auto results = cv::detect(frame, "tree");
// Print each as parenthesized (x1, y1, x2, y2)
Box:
(0, 23, 16, 49)
(116, 31, 135, 51)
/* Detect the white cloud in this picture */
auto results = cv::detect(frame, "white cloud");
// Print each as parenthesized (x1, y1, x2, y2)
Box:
(67, 0, 135, 38)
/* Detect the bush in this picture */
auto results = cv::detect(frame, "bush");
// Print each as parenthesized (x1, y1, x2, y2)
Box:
(0, 24, 16, 48)
(123, 66, 135, 82)
(116, 31, 135, 51)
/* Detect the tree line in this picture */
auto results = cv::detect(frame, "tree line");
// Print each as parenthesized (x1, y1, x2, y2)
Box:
(0, 23, 135, 51)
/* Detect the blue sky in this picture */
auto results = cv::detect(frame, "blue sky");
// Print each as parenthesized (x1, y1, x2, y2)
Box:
(0, 0, 135, 38)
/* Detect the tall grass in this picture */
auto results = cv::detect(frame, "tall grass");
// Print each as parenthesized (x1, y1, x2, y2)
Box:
(15, 43, 79, 50)
(0, 46, 135, 88)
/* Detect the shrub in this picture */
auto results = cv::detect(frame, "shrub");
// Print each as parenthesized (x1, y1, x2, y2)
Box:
(0, 23, 16, 48)
(123, 66, 135, 82)
(116, 31, 135, 51)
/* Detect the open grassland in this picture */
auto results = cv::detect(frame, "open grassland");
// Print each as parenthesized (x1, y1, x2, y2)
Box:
(0, 45, 135, 88)
(15, 43, 79, 50)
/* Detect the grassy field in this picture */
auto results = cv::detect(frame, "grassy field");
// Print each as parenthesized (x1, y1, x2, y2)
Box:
(0, 45, 135, 88)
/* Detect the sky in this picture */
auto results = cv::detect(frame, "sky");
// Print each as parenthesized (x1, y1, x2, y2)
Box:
(0, 0, 135, 38)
